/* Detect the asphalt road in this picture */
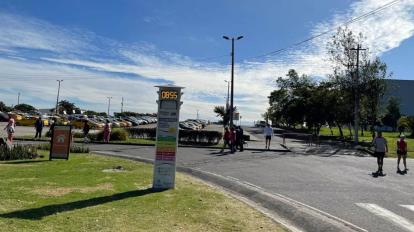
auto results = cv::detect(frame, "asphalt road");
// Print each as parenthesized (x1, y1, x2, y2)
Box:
(86, 144, 414, 232)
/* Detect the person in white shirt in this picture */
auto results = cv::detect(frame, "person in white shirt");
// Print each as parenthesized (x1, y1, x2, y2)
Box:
(264, 124, 273, 150)
(372, 131, 388, 177)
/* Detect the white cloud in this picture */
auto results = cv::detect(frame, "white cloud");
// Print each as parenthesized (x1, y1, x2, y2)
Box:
(1, 0, 414, 123)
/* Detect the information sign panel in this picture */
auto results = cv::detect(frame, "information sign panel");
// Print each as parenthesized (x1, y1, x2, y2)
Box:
(153, 85, 184, 190)
(49, 125, 72, 160)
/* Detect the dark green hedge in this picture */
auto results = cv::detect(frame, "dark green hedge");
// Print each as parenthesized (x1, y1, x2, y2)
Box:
(127, 128, 156, 139)
(126, 128, 222, 145)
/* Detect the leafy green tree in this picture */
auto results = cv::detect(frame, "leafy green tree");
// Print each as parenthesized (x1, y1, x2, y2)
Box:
(360, 58, 390, 138)
(0, 101, 12, 112)
(328, 27, 389, 141)
(397, 116, 410, 135)
(382, 97, 401, 131)
(58, 100, 76, 114)
(14, 103, 36, 113)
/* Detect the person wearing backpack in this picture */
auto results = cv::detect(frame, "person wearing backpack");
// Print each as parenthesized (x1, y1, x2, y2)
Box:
(372, 131, 388, 177)
(3, 118, 15, 144)
(397, 134, 408, 174)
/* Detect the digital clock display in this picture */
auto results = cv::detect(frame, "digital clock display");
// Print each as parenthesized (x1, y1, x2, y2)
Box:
(160, 90, 178, 100)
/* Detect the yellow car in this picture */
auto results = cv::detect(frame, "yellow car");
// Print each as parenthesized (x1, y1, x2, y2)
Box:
(15, 116, 36, 126)
(71, 119, 103, 129)
(8, 113, 23, 121)
(15, 116, 50, 127)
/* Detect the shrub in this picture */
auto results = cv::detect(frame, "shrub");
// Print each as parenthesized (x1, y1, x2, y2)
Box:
(126, 128, 222, 145)
(178, 130, 222, 145)
(96, 128, 128, 141)
(73, 132, 98, 141)
(36, 143, 90, 153)
(126, 128, 156, 139)
(0, 144, 38, 161)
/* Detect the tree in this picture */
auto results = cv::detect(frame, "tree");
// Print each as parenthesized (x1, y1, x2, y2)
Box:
(14, 103, 36, 113)
(58, 100, 76, 115)
(360, 58, 389, 138)
(268, 69, 314, 128)
(213, 106, 236, 127)
(327, 27, 388, 141)
(382, 97, 401, 131)
(0, 101, 12, 112)
(397, 116, 410, 135)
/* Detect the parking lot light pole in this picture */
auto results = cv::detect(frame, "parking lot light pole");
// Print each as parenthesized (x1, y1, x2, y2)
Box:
(223, 35, 243, 128)
(107, 97, 112, 116)
(55, 80, 63, 115)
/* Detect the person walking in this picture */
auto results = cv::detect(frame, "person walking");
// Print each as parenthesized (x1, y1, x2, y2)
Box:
(372, 131, 388, 177)
(34, 117, 44, 139)
(83, 120, 90, 143)
(3, 118, 15, 144)
(264, 124, 273, 150)
(221, 127, 231, 153)
(103, 120, 111, 143)
(397, 134, 408, 174)
(235, 126, 244, 151)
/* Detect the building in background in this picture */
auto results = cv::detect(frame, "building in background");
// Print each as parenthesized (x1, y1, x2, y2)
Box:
(383, 79, 414, 116)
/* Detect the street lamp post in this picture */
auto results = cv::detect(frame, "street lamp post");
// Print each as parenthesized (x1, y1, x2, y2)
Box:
(107, 97, 112, 116)
(224, 80, 230, 117)
(55, 80, 63, 115)
(223, 35, 243, 128)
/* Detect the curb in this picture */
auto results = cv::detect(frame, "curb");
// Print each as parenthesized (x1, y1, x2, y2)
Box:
(92, 151, 366, 232)
(14, 138, 290, 153)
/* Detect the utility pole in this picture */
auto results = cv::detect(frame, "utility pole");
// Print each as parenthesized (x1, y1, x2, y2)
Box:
(17, 92, 20, 105)
(196, 109, 199, 120)
(107, 97, 112, 116)
(350, 44, 366, 145)
(121, 97, 124, 113)
(223, 35, 243, 128)
(55, 80, 63, 115)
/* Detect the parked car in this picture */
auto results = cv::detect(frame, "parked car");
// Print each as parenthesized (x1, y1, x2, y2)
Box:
(71, 119, 103, 129)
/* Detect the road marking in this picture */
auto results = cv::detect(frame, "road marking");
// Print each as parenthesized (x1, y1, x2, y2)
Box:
(357, 203, 414, 232)
(401, 205, 414, 212)
(242, 181, 263, 190)
(226, 176, 240, 182)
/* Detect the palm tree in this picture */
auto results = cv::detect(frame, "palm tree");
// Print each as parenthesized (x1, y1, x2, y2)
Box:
(214, 106, 236, 127)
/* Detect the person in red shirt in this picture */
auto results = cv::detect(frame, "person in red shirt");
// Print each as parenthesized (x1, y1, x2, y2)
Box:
(397, 134, 408, 174)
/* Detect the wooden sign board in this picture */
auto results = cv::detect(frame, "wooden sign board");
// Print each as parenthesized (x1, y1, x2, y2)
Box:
(49, 125, 72, 160)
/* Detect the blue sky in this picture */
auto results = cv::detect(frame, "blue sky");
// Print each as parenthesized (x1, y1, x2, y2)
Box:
(0, 0, 414, 122)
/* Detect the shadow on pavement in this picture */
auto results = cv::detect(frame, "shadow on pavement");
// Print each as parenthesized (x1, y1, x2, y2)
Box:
(0, 188, 161, 220)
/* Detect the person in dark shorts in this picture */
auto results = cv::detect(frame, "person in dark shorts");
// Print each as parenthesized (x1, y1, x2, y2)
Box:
(372, 131, 388, 176)
(397, 134, 408, 174)
(264, 124, 273, 150)
(235, 126, 244, 151)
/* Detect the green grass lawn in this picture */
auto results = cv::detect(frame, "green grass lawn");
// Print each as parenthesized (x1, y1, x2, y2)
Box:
(319, 127, 414, 158)
(0, 151, 286, 232)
